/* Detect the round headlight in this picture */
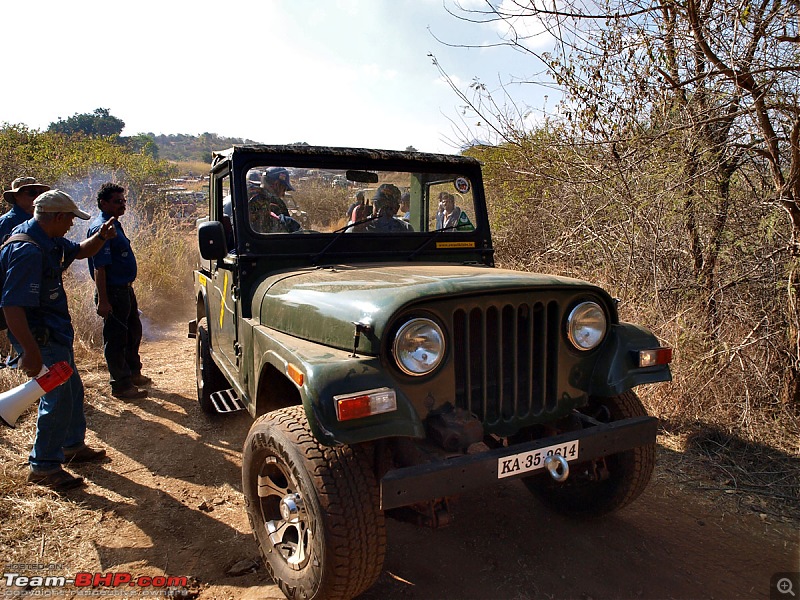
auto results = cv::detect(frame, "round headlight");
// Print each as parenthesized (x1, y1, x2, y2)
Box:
(392, 318, 445, 376)
(567, 301, 607, 351)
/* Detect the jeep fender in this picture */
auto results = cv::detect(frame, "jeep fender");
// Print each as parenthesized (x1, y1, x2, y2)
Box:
(250, 325, 425, 446)
(194, 271, 212, 324)
(589, 322, 672, 397)
(196, 289, 208, 324)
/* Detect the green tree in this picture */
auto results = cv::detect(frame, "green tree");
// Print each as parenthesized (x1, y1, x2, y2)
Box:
(0, 124, 175, 215)
(124, 133, 159, 159)
(48, 108, 125, 138)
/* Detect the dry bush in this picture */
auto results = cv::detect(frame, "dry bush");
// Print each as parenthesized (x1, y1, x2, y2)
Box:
(3, 206, 199, 363)
(474, 140, 799, 462)
(125, 209, 197, 326)
(292, 180, 354, 229)
(63, 273, 104, 361)
(478, 137, 799, 514)
(170, 160, 210, 180)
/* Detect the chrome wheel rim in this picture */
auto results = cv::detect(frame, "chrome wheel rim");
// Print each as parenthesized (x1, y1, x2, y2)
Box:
(257, 456, 313, 569)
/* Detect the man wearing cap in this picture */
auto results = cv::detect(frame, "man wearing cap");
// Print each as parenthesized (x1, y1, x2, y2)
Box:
(0, 177, 50, 240)
(0, 190, 117, 491)
(363, 184, 414, 233)
(87, 183, 151, 400)
(249, 167, 300, 233)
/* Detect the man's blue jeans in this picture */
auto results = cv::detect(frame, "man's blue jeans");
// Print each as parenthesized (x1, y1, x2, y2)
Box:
(13, 339, 86, 472)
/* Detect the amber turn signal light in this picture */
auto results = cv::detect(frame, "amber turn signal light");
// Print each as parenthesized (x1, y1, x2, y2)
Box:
(287, 364, 304, 387)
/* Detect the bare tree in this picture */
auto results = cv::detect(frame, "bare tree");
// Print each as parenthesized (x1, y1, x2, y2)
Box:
(439, 0, 800, 404)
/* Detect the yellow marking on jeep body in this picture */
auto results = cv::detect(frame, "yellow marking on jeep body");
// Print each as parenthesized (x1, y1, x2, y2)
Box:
(219, 271, 228, 328)
(198, 274, 207, 287)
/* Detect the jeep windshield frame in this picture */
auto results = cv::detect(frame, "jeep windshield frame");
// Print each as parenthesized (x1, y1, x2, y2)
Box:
(217, 145, 494, 270)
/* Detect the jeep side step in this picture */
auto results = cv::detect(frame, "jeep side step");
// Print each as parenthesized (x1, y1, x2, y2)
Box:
(210, 389, 246, 414)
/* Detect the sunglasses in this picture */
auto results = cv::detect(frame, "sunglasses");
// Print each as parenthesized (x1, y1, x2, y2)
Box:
(22, 189, 42, 197)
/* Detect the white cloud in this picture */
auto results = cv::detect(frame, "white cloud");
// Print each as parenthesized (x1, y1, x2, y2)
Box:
(490, 0, 555, 51)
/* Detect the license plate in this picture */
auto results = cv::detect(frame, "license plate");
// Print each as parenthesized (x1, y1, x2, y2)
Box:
(497, 440, 580, 479)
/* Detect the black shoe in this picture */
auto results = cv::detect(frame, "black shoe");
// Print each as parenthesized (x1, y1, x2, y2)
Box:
(64, 444, 107, 463)
(27, 468, 84, 491)
(111, 386, 147, 400)
(130, 374, 153, 386)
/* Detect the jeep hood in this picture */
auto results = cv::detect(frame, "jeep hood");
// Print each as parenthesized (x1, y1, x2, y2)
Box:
(253, 263, 598, 354)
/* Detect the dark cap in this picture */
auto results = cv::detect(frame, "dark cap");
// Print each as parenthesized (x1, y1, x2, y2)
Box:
(247, 170, 263, 187)
(372, 183, 401, 210)
(263, 167, 295, 191)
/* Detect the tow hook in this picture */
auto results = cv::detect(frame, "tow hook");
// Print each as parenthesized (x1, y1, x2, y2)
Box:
(544, 454, 570, 482)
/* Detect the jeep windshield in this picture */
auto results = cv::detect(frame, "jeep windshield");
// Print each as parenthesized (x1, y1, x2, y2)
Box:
(242, 165, 478, 236)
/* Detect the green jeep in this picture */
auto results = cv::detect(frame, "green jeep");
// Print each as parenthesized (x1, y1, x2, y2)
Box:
(190, 145, 672, 600)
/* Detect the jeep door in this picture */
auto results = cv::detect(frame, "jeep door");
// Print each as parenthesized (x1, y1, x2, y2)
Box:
(207, 170, 241, 373)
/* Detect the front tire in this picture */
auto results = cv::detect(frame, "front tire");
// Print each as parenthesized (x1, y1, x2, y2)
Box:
(195, 317, 228, 414)
(242, 406, 386, 600)
(524, 390, 655, 517)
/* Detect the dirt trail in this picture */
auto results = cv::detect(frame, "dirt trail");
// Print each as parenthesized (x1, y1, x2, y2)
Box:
(25, 322, 800, 599)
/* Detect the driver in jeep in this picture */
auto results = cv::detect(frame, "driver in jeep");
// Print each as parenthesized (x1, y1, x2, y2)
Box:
(249, 167, 300, 233)
(362, 183, 414, 233)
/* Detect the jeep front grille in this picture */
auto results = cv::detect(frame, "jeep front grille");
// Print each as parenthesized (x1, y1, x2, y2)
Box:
(452, 302, 560, 431)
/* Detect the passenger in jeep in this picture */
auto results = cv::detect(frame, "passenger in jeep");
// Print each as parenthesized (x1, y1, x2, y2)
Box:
(249, 167, 300, 233)
(346, 190, 366, 222)
(399, 191, 411, 221)
(436, 191, 474, 231)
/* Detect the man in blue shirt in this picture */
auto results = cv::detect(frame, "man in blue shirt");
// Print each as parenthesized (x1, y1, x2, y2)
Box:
(1, 190, 117, 491)
(87, 183, 151, 400)
(0, 177, 50, 240)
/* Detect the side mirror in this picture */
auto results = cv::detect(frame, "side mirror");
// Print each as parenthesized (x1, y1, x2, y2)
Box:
(198, 220, 228, 260)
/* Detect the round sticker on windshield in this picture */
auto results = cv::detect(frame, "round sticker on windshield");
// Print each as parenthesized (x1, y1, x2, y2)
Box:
(454, 177, 471, 194)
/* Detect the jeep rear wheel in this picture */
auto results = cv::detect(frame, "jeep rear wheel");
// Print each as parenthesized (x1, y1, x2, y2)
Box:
(242, 406, 386, 600)
(524, 390, 655, 517)
(195, 317, 228, 414)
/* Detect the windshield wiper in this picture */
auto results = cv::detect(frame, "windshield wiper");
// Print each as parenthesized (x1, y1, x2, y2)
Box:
(311, 215, 379, 266)
(406, 224, 460, 261)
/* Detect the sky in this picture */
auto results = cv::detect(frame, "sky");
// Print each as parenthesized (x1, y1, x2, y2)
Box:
(4, 0, 556, 154)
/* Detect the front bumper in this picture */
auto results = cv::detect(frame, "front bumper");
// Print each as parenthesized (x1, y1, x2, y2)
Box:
(380, 415, 657, 510)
